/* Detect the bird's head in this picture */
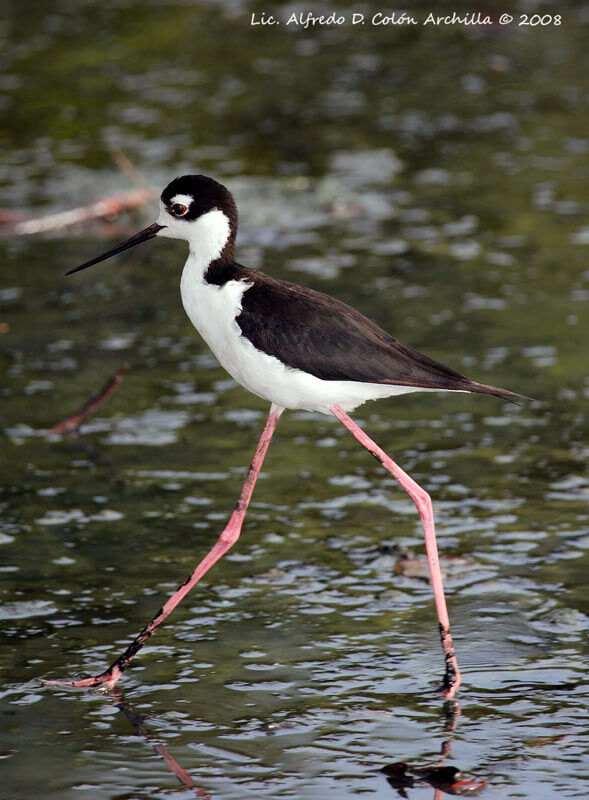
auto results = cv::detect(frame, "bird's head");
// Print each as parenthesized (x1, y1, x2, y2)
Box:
(66, 175, 237, 276)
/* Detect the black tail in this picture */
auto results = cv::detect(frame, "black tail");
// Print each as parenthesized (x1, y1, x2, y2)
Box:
(462, 380, 531, 407)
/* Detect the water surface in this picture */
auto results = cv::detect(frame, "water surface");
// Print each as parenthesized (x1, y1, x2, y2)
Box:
(1, 2, 589, 798)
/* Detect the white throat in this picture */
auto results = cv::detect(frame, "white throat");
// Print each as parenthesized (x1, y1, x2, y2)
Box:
(157, 206, 232, 279)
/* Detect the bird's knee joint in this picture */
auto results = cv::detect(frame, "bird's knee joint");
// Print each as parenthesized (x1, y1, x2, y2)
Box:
(219, 524, 241, 548)
(416, 486, 433, 512)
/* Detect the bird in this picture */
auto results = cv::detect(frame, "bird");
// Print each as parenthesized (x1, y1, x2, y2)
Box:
(48, 174, 526, 699)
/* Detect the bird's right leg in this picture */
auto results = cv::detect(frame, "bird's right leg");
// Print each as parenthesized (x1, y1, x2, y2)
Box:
(45, 404, 284, 690)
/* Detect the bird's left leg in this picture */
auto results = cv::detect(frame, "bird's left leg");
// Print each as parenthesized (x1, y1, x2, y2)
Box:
(331, 404, 461, 699)
(45, 404, 284, 690)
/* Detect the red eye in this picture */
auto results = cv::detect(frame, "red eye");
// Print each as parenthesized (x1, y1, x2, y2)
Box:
(171, 203, 188, 216)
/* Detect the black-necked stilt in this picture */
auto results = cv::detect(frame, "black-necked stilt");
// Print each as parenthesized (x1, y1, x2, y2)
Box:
(51, 175, 526, 698)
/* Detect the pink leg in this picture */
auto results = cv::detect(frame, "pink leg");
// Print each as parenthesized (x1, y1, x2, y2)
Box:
(45, 405, 283, 690)
(331, 404, 461, 699)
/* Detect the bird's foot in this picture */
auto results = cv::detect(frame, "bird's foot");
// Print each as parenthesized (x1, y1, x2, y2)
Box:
(42, 664, 123, 692)
(434, 656, 461, 700)
(441, 681, 460, 701)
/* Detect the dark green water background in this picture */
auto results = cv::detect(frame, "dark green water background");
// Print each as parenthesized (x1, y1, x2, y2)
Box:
(1, 2, 588, 797)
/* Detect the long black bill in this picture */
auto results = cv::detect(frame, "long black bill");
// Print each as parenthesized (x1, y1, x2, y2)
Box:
(65, 222, 165, 276)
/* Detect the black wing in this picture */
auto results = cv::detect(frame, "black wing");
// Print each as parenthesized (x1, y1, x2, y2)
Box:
(233, 267, 525, 404)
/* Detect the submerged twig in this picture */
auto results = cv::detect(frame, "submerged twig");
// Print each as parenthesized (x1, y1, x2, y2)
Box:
(1, 149, 155, 236)
(8, 189, 156, 236)
(51, 363, 129, 435)
(51, 364, 129, 485)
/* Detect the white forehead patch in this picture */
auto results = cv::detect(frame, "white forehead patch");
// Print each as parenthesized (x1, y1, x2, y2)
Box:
(169, 193, 193, 208)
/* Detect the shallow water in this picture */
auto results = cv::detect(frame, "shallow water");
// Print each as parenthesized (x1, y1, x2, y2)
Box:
(1, 2, 589, 798)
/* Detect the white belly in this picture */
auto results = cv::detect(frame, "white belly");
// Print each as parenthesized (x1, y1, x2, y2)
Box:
(180, 269, 430, 414)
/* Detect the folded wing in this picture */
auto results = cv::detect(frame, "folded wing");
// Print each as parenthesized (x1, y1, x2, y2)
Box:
(235, 269, 526, 404)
